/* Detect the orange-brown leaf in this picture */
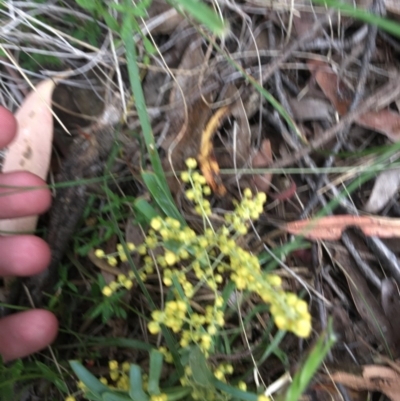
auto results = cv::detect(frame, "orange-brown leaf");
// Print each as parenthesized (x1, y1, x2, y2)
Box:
(285, 215, 400, 240)
(198, 106, 229, 196)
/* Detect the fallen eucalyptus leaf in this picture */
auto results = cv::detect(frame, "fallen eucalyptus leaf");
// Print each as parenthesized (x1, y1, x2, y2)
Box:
(0, 79, 55, 233)
(285, 215, 400, 240)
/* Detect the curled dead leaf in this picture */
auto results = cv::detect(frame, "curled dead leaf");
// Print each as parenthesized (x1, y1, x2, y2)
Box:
(198, 106, 230, 196)
(330, 365, 400, 401)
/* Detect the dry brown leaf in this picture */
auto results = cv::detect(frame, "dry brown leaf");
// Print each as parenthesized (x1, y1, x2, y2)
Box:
(364, 168, 400, 213)
(284, 215, 400, 240)
(330, 365, 400, 401)
(308, 59, 400, 140)
(0, 79, 55, 234)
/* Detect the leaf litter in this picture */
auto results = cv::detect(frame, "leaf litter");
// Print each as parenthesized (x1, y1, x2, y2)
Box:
(3, 0, 400, 400)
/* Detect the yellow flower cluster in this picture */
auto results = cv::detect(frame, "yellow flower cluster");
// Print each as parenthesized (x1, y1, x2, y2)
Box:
(95, 242, 153, 297)
(105, 360, 131, 390)
(180, 366, 226, 401)
(145, 160, 312, 350)
(74, 360, 132, 399)
(149, 298, 225, 354)
(101, 270, 135, 297)
(214, 363, 234, 381)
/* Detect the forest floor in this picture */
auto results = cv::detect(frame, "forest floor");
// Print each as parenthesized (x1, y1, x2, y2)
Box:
(2, 0, 400, 400)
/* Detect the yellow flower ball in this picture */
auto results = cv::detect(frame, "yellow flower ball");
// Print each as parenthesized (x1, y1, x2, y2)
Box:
(214, 370, 224, 380)
(148, 321, 161, 334)
(123, 279, 133, 290)
(185, 158, 198, 169)
(150, 218, 162, 231)
(163, 276, 173, 286)
(65, 397, 76, 401)
(94, 249, 105, 258)
(110, 370, 119, 381)
(109, 282, 119, 291)
(122, 362, 130, 372)
(295, 300, 309, 315)
(107, 256, 118, 267)
(109, 360, 118, 370)
(102, 286, 113, 297)
(181, 171, 190, 182)
(274, 315, 288, 330)
(294, 319, 312, 338)
(164, 251, 177, 266)
(238, 381, 247, 391)
(243, 188, 253, 198)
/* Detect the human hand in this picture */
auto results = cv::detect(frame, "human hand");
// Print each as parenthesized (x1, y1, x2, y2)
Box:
(0, 106, 58, 362)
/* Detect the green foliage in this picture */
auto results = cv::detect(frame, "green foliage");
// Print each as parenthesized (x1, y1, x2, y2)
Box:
(167, 0, 228, 36)
(19, 52, 62, 72)
(0, 359, 68, 400)
(69, 351, 192, 401)
(81, 162, 316, 401)
(284, 320, 336, 401)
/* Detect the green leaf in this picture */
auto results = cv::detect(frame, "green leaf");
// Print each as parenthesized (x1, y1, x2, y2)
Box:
(212, 379, 258, 401)
(163, 387, 192, 401)
(133, 198, 159, 224)
(284, 319, 336, 401)
(75, 0, 98, 11)
(102, 392, 132, 401)
(167, 0, 227, 37)
(129, 365, 150, 401)
(121, 8, 184, 226)
(69, 361, 109, 397)
(189, 346, 213, 387)
(102, 13, 120, 31)
(141, 171, 185, 225)
(148, 350, 163, 395)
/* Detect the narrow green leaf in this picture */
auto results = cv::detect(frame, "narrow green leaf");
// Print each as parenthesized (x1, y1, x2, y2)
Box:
(212, 379, 258, 401)
(284, 320, 336, 401)
(168, 0, 227, 36)
(189, 346, 213, 387)
(148, 350, 163, 395)
(129, 365, 150, 401)
(141, 171, 185, 225)
(133, 198, 159, 224)
(163, 386, 192, 401)
(121, 6, 185, 225)
(102, 392, 132, 401)
(69, 361, 109, 397)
